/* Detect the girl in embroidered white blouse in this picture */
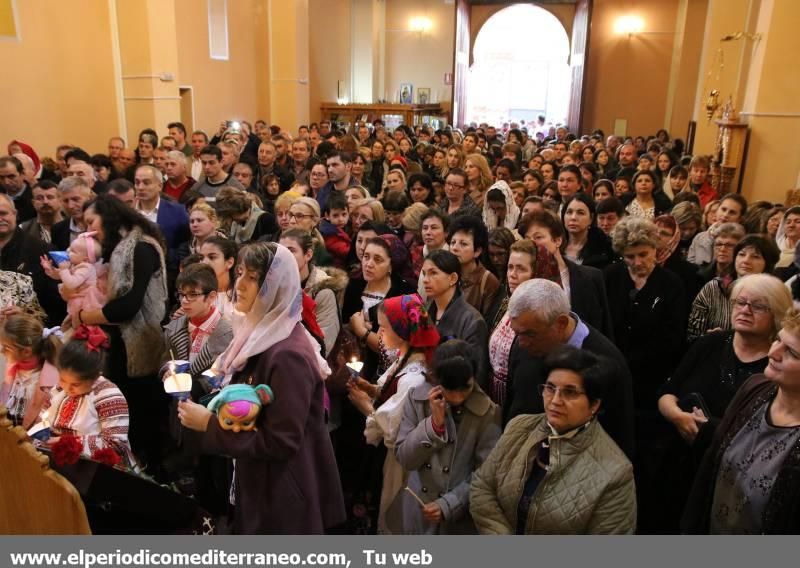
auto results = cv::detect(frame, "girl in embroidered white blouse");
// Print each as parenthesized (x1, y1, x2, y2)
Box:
(39, 326, 139, 472)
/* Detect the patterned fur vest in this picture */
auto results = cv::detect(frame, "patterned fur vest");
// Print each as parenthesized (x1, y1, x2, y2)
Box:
(107, 227, 168, 377)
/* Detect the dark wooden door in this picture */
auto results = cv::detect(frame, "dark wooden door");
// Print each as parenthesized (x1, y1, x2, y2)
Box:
(567, 0, 592, 133)
(452, 0, 470, 128)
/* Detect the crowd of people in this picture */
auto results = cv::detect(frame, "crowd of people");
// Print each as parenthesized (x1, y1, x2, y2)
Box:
(2, 116, 800, 535)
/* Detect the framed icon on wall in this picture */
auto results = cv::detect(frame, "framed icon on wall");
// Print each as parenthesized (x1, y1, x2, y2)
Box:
(417, 88, 431, 105)
(399, 83, 413, 104)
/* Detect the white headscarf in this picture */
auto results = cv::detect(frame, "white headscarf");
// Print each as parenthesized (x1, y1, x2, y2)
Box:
(219, 243, 304, 378)
(483, 180, 521, 230)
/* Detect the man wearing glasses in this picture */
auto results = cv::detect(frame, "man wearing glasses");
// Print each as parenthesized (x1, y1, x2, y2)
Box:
(505, 279, 634, 458)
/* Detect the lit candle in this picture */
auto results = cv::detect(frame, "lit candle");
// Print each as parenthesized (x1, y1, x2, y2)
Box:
(346, 358, 364, 374)
(164, 358, 192, 400)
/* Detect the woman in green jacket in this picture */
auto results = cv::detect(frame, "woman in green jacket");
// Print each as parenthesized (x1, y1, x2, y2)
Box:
(470, 345, 636, 534)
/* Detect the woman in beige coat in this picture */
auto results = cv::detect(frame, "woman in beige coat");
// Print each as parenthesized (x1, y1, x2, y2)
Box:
(470, 345, 636, 534)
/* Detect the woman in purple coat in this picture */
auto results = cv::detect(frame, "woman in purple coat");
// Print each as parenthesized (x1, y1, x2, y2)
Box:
(179, 242, 345, 534)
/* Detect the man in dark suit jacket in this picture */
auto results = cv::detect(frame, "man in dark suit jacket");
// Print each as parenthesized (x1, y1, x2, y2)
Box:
(51, 177, 94, 251)
(133, 164, 189, 278)
(503, 278, 635, 459)
(0, 156, 36, 223)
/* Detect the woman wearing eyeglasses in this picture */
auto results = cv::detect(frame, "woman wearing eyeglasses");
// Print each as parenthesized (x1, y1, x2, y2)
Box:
(652, 273, 792, 532)
(683, 306, 800, 534)
(470, 345, 635, 534)
(439, 169, 481, 219)
(289, 197, 331, 266)
(687, 235, 780, 342)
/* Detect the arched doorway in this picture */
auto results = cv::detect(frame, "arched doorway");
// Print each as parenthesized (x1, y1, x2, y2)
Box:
(467, 4, 571, 127)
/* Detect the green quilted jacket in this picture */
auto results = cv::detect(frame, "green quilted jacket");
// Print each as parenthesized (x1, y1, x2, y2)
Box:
(470, 414, 636, 534)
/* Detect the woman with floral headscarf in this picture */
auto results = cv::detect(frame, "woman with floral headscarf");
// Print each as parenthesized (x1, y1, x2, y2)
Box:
(488, 240, 561, 405)
(347, 294, 440, 533)
(178, 242, 345, 534)
(483, 181, 521, 231)
(654, 214, 703, 316)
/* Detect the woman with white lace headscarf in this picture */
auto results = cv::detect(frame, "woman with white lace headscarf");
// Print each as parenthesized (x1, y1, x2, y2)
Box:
(482, 180, 521, 231)
(178, 242, 344, 534)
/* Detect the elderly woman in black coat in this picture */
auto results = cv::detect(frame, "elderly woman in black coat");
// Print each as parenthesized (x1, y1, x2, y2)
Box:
(603, 216, 686, 531)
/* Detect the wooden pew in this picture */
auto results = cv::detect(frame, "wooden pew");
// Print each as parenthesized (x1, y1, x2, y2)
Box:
(0, 406, 91, 534)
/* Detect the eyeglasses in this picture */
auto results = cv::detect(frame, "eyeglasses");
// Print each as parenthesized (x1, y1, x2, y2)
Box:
(733, 297, 770, 314)
(444, 182, 465, 189)
(289, 212, 315, 220)
(538, 383, 587, 401)
(176, 291, 208, 302)
(714, 242, 736, 249)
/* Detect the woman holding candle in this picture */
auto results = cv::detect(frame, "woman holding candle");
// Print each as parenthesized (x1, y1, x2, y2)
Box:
(347, 294, 440, 533)
(178, 242, 345, 534)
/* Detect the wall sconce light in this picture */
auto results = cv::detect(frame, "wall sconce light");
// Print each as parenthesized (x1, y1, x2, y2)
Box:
(409, 17, 432, 34)
(614, 15, 644, 37)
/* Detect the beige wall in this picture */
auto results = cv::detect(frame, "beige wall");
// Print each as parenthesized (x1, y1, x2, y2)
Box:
(0, 0, 120, 155)
(309, 0, 352, 122)
(309, 0, 454, 122)
(733, 0, 800, 202)
(384, 0, 455, 107)
(175, 0, 270, 135)
(666, 0, 708, 139)
(583, 0, 682, 136)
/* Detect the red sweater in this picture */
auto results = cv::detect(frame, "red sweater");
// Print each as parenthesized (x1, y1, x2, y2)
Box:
(164, 177, 196, 202)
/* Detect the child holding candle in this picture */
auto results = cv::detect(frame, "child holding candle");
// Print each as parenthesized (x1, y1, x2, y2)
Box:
(162, 263, 233, 399)
(346, 294, 440, 533)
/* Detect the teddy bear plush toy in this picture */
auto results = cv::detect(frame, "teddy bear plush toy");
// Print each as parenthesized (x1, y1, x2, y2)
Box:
(207, 384, 274, 432)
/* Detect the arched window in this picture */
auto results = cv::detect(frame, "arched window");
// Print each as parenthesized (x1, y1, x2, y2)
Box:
(468, 4, 571, 126)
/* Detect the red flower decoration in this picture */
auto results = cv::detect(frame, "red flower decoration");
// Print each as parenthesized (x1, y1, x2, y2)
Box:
(73, 325, 110, 352)
(52, 435, 83, 466)
(91, 447, 122, 468)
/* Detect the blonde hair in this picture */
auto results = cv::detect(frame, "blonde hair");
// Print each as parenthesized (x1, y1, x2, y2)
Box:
(190, 202, 219, 228)
(442, 144, 465, 179)
(731, 274, 793, 336)
(289, 197, 324, 251)
(274, 190, 301, 213)
(781, 307, 800, 336)
(465, 153, 493, 193)
(386, 168, 407, 188)
(346, 186, 370, 200)
(291, 197, 321, 223)
(352, 197, 385, 223)
(402, 203, 429, 232)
